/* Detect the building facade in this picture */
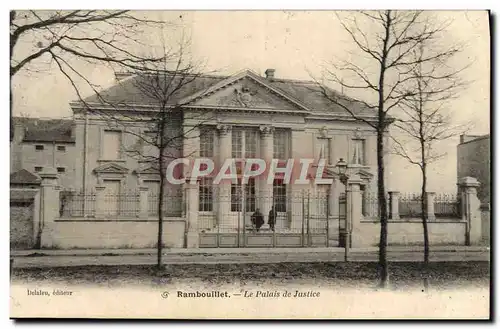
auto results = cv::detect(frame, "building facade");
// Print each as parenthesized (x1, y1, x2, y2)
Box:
(457, 134, 490, 204)
(10, 117, 76, 188)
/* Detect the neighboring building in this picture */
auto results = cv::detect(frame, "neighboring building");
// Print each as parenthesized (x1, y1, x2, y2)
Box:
(10, 117, 76, 188)
(457, 134, 490, 204)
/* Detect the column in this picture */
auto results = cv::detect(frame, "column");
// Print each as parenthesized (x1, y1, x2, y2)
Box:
(185, 182, 199, 248)
(259, 125, 274, 224)
(425, 192, 436, 221)
(457, 177, 481, 245)
(138, 186, 149, 219)
(346, 174, 364, 247)
(216, 124, 232, 229)
(38, 168, 60, 248)
(389, 191, 400, 220)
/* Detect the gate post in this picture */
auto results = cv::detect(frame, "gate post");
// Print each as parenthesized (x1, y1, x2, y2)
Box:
(185, 180, 199, 248)
(38, 168, 60, 248)
(458, 177, 481, 245)
(346, 174, 363, 248)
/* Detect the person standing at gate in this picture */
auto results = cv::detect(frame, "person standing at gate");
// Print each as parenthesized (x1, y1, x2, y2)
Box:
(268, 206, 277, 232)
(251, 208, 264, 232)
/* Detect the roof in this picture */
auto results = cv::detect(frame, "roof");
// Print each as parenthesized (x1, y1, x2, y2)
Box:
(79, 70, 374, 116)
(10, 169, 41, 186)
(13, 117, 75, 143)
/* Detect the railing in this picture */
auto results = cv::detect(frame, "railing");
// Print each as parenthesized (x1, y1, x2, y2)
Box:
(399, 193, 423, 218)
(362, 192, 390, 219)
(101, 190, 140, 218)
(60, 188, 183, 218)
(59, 189, 96, 218)
(434, 193, 461, 218)
(147, 191, 183, 217)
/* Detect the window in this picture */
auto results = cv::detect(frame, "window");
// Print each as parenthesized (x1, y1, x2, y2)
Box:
(273, 129, 289, 160)
(199, 178, 213, 212)
(57, 145, 66, 152)
(273, 179, 287, 212)
(352, 139, 365, 165)
(34, 166, 43, 172)
(103, 130, 122, 160)
(57, 167, 66, 173)
(317, 138, 330, 164)
(230, 178, 256, 212)
(200, 127, 215, 158)
(35, 145, 44, 151)
(231, 128, 259, 159)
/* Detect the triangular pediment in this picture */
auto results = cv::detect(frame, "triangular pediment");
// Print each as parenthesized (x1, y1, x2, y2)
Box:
(93, 162, 129, 174)
(183, 70, 311, 112)
(133, 165, 160, 175)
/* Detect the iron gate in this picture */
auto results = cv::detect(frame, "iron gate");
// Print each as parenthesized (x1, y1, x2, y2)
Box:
(198, 187, 331, 248)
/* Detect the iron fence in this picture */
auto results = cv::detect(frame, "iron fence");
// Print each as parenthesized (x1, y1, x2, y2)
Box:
(101, 189, 140, 217)
(362, 192, 390, 219)
(399, 193, 423, 218)
(434, 193, 461, 218)
(59, 189, 96, 217)
(198, 189, 331, 235)
(147, 190, 183, 217)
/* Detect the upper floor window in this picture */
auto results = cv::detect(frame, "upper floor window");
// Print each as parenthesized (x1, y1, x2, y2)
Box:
(352, 139, 365, 165)
(273, 129, 290, 160)
(57, 167, 66, 173)
(103, 130, 122, 160)
(57, 145, 66, 152)
(231, 128, 259, 159)
(35, 145, 44, 151)
(317, 138, 330, 164)
(200, 127, 215, 158)
(34, 166, 43, 172)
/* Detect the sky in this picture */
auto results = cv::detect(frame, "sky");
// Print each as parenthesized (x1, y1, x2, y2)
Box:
(10, 10, 490, 193)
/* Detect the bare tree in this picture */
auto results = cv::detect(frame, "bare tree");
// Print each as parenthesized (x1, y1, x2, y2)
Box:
(391, 42, 468, 289)
(10, 10, 165, 141)
(317, 10, 461, 288)
(70, 36, 215, 270)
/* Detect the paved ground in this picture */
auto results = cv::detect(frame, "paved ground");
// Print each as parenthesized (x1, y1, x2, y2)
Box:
(10, 246, 490, 268)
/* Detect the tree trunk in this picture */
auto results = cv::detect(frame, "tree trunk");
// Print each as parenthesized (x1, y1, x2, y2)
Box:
(157, 149, 165, 270)
(421, 164, 430, 289)
(377, 129, 389, 288)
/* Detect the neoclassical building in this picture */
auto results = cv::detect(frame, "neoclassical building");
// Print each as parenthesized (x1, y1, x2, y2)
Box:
(66, 68, 385, 245)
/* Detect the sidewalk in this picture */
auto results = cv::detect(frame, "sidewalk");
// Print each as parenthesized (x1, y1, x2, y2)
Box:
(10, 245, 490, 257)
(10, 246, 490, 269)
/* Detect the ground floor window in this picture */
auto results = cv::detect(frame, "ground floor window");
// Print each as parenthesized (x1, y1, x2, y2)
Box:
(273, 179, 287, 212)
(199, 177, 213, 212)
(231, 178, 256, 212)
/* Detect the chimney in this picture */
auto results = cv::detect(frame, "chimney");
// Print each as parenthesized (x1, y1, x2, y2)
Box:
(265, 68, 275, 80)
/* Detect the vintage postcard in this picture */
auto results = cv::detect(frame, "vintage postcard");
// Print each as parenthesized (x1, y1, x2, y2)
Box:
(9, 9, 490, 319)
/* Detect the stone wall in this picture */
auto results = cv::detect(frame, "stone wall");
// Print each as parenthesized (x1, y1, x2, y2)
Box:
(355, 220, 467, 246)
(41, 219, 186, 249)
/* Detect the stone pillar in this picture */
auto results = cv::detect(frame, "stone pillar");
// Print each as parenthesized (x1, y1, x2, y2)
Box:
(139, 186, 149, 219)
(330, 178, 341, 218)
(217, 124, 232, 228)
(95, 185, 106, 219)
(458, 177, 481, 245)
(346, 174, 364, 247)
(260, 125, 274, 222)
(185, 182, 199, 248)
(388, 191, 400, 220)
(39, 168, 60, 248)
(425, 192, 436, 221)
